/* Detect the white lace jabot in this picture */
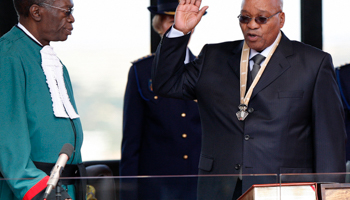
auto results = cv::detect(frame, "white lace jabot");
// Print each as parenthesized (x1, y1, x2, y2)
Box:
(40, 45, 79, 119)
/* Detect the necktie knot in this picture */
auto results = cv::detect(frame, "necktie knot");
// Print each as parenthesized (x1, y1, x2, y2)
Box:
(251, 54, 265, 65)
(251, 54, 265, 80)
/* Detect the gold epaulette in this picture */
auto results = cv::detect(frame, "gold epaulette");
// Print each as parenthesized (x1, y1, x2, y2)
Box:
(338, 63, 350, 68)
(131, 53, 155, 64)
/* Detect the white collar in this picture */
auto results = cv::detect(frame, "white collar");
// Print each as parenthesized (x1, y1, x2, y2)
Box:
(17, 23, 43, 46)
(185, 48, 190, 64)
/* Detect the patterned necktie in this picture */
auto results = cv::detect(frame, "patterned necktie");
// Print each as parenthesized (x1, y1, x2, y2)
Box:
(251, 54, 265, 80)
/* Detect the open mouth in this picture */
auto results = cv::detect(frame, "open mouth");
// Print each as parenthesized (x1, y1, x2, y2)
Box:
(247, 33, 259, 41)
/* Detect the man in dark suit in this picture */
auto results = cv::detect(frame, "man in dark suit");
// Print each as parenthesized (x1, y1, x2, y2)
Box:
(152, 0, 346, 199)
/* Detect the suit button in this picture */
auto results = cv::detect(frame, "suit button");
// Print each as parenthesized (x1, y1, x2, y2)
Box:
(154, 96, 158, 100)
(183, 155, 188, 159)
(181, 113, 186, 117)
(248, 107, 254, 113)
(182, 133, 187, 138)
(235, 164, 241, 170)
(245, 135, 250, 141)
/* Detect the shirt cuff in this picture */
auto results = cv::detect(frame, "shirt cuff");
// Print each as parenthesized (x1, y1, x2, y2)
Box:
(166, 25, 190, 38)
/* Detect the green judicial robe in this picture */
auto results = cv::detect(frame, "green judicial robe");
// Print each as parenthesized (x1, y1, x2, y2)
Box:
(0, 26, 84, 200)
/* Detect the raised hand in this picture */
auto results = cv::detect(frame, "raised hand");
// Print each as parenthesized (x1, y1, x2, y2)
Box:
(174, 0, 209, 34)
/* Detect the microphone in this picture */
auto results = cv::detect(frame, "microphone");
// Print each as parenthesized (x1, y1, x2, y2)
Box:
(43, 143, 74, 199)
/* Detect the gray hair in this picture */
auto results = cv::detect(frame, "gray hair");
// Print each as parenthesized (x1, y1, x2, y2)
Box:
(13, 0, 54, 17)
(280, 0, 283, 10)
(241, 0, 283, 11)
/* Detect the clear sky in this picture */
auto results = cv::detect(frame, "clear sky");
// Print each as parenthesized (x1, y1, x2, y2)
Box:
(51, 0, 350, 161)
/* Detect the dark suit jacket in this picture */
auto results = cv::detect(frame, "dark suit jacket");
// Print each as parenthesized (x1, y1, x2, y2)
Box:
(152, 30, 346, 199)
(120, 52, 202, 200)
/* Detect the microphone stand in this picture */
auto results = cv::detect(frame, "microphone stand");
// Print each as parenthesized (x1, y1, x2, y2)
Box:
(55, 180, 62, 200)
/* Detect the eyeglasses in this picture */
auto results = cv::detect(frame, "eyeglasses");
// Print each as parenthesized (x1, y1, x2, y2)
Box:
(238, 11, 281, 24)
(41, 3, 74, 17)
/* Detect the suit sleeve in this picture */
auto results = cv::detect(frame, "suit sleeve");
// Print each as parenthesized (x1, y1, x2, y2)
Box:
(0, 55, 49, 200)
(312, 53, 346, 174)
(152, 30, 204, 100)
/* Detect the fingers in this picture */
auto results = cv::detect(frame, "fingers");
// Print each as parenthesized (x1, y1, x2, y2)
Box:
(175, 0, 208, 34)
(194, 0, 203, 8)
(198, 5, 209, 16)
(180, 0, 203, 8)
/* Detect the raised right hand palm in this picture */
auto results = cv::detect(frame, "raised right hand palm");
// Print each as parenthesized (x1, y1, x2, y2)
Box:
(175, 0, 208, 34)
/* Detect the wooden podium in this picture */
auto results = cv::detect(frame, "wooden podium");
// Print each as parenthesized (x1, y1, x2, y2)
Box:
(238, 182, 350, 200)
(237, 182, 318, 200)
(320, 183, 350, 200)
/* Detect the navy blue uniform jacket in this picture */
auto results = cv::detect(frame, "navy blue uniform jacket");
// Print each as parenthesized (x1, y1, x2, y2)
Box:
(336, 64, 350, 161)
(120, 51, 202, 200)
(152, 30, 346, 200)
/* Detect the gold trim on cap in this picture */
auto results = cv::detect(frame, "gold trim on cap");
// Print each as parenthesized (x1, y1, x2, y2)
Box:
(164, 11, 175, 15)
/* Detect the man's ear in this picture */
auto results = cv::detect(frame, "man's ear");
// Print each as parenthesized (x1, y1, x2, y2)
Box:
(279, 12, 285, 28)
(29, 4, 42, 21)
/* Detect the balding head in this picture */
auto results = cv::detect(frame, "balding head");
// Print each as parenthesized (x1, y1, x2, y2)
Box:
(242, 0, 283, 11)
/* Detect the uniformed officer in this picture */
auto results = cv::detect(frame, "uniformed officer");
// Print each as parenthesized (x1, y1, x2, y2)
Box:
(335, 63, 350, 161)
(119, 0, 202, 199)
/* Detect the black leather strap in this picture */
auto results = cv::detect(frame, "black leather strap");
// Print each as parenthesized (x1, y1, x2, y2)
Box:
(0, 162, 80, 179)
(34, 161, 80, 177)
(34, 161, 80, 185)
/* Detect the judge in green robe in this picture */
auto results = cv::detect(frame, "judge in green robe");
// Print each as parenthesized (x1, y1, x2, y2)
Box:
(0, 0, 84, 199)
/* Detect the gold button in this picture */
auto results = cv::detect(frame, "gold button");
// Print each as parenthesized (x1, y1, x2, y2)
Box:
(154, 96, 158, 100)
(182, 133, 187, 138)
(194, 99, 198, 103)
(183, 155, 188, 159)
(181, 113, 186, 117)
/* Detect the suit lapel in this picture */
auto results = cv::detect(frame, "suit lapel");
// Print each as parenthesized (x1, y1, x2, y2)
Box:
(251, 33, 294, 99)
(227, 41, 244, 78)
